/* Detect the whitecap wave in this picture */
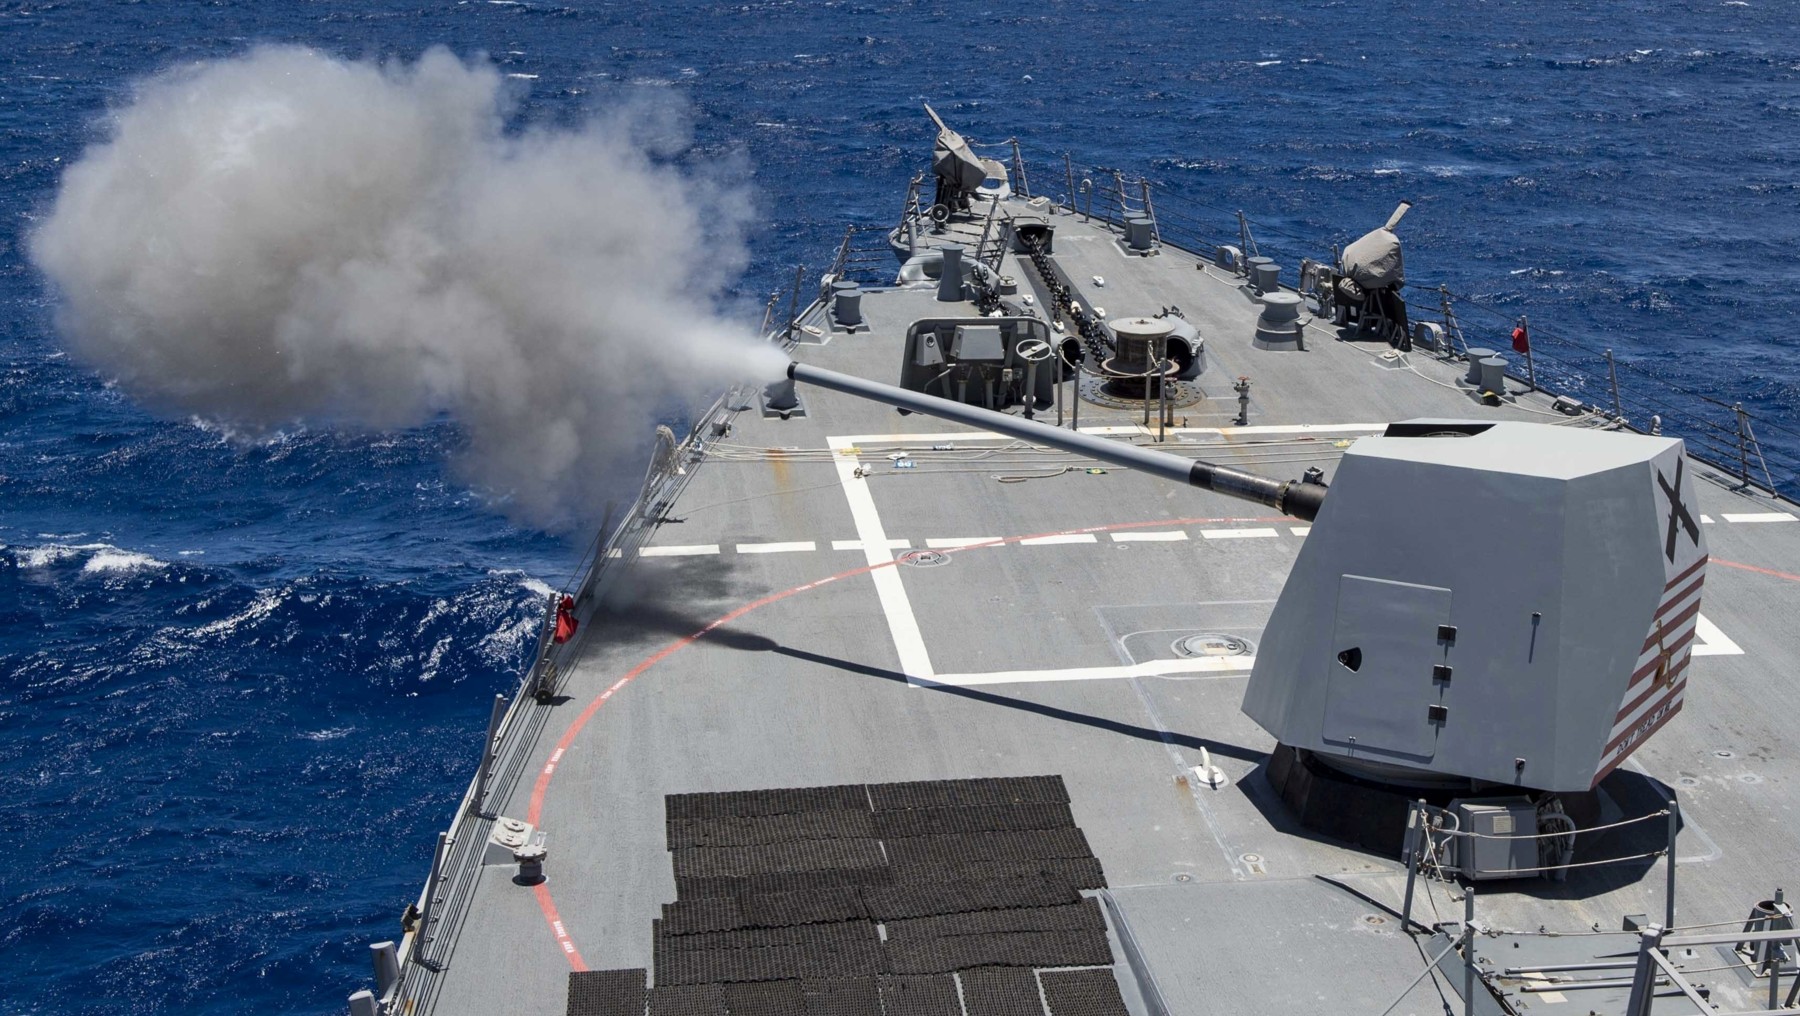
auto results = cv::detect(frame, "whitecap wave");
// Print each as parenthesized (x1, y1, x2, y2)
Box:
(81, 549, 168, 574)
(9, 541, 168, 573)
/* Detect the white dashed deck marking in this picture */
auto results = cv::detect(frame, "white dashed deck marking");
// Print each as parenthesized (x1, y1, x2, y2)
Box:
(1722, 513, 1795, 523)
(640, 545, 721, 557)
(831, 539, 912, 551)
(1201, 528, 1280, 540)
(737, 541, 817, 554)
(1109, 531, 1188, 542)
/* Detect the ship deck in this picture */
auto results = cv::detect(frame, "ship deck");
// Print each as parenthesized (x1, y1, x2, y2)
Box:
(402, 203, 1800, 1016)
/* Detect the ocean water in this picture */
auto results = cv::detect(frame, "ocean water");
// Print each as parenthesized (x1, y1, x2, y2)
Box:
(1, 2, 1796, 1013)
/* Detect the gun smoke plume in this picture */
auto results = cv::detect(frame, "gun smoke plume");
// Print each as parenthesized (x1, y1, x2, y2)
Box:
(31, 46, 788, 529)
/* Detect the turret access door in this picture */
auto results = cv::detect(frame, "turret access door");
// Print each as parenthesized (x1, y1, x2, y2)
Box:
(1321, 575, 1453, 759)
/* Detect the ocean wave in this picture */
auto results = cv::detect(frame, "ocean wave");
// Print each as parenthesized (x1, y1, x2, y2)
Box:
(6, 541, 169, 574)
(186, 588, 283, 639)
(81, 548, 168, 574)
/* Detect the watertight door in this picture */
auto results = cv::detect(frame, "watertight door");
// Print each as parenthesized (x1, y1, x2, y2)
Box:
(1321, 574, 1453, 759)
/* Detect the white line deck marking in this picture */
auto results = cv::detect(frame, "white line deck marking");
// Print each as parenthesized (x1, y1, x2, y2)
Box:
(1289, 526, 1311, 537)
(1722, 513, 1795, 523)
(1019, 534, 1098, 545)
(926, 537, 1002, 549)
(737, 541, 817, 554)
(1692, 613, 1744, 656)
(1110, 531, 1188, 542)
(1201, 528, 1280, 540)
(829, 437, 935, 681)
(640, 545, 720, 557)
(831, 539, 912, 551)
(924, 656, 1255, 687)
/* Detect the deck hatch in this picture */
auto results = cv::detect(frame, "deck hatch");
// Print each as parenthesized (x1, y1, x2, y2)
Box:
(1322, 575, 1452, 758)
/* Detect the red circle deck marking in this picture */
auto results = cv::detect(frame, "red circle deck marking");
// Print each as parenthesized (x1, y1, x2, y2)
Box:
(525, 514, 1292, 969)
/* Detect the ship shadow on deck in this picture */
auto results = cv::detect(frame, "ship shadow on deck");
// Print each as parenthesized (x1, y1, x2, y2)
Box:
(768, 643, 1266, 764)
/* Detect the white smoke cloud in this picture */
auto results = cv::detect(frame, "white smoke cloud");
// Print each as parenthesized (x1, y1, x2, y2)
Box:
(31, 45, 788, 529)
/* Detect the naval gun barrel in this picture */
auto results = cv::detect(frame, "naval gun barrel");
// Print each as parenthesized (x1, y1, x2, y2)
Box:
(786, 362, 1327, 521)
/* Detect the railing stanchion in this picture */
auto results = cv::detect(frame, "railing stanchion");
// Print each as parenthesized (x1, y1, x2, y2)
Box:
(1462, 886, 1477, 1016)
(1605, 348, 1624, 421)
(1140, 180, 1159, 247)
(1624, 924, 1664, 1016)
(1736, 403, 1752, 486)
(1402, 800, 1424, 932)
(472, 693, 506, 816)
(1011, 138, 1030, 199)
(784, 264, 805, 344)
(1521, 314, 1537, 391)
(1071, 359, 1082, 431)
(1665, 794, 1679, 931)
(414, 832, 450, 970)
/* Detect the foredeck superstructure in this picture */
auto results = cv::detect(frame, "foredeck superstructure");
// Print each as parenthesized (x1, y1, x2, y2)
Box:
(347, 135, 1800, 1016)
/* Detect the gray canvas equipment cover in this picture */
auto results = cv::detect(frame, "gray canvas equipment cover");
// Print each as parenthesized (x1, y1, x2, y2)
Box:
(926, 105, 987, 192)
(1341, 201, 1412, 290)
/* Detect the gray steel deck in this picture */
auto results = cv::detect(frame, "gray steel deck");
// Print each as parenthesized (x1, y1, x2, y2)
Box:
(398, 201, 1800, 1016)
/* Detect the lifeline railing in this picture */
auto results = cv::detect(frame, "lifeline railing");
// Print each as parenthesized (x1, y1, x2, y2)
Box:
(1399, 796, 1682, 936)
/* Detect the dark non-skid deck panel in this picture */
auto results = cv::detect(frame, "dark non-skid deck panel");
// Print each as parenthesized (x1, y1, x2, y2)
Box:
(666, 786, 871, 821)
(672, 838, 889, 879)
(871, 803, 1076, 839)
(886, 930, 1113, 975)
(867, 777, 1070, 812)
(668, 810, 877, 849)
(724, 979, 807, 1016)
(886, 901, 1104, 941)
(957, 968, 1046, 1016)
(878, 974, 964, 1016)
(568, 968, 648, 1016)
(675, 867, 897, 900)
(801, 976, 883, 1016)
(653, 939, 886, 986)
(883, 830, 1095, 867)
(1037, 970, 1130, 1016)
(860, 878, 1082, 922)
(886, 858, 1106, 892)
(648, 983, 727, 1016)
(657, 919, 880, 955)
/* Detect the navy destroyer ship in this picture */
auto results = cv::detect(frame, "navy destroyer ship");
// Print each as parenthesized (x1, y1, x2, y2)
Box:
(344, 110, 1800, 1016)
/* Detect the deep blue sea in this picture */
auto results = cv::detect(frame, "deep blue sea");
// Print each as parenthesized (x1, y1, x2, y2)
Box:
(2, 2, 1796, 1013)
